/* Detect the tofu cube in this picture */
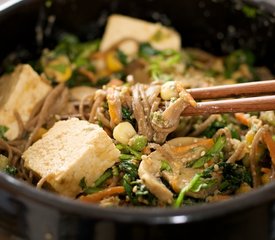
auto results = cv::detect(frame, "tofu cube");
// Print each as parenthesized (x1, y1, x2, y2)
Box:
(100, 14, 181, 54)
(22, 118, 120, 197)
(0, 64, 52, 140)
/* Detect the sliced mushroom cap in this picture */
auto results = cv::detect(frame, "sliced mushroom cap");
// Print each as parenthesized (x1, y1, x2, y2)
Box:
(138, 151, 173, 204)
(160, 137, 214, 165)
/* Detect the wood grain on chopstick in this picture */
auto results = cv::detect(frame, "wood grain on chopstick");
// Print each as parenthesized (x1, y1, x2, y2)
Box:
(183, 95, 275, 116)
(187, 80, 275, 100)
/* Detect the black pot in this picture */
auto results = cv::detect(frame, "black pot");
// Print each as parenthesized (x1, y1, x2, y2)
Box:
(1, 0, 275, 239)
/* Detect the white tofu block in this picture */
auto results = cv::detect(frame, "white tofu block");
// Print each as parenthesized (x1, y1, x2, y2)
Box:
(100, 14, 181, 54)
(0, 64, 52, 140)
(23, 118, 120, 197)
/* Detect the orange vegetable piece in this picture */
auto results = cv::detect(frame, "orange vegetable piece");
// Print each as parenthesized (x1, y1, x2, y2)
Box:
(172, 138, 214, 154)
(80, 186, 125, 203)
(234, 113, 250, 126)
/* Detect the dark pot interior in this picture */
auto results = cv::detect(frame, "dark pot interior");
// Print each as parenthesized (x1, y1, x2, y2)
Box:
(1, 0, 275, 239)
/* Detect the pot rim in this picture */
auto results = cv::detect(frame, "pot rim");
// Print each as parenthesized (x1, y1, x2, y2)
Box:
(1, 0, 275, 226)
(1, 172, 275, 224)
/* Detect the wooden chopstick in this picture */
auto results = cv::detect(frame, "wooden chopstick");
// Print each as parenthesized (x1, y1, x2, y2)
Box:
(183, 95, 275, 116)
(187, 80, 275, 100)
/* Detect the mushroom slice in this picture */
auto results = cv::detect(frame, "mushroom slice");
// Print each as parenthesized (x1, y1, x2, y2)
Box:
(160, 137, 214, 165)
(138, 151, 173, 204)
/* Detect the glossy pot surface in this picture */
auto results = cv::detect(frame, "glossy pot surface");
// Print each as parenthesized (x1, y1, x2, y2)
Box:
(1, 0, 275, 239)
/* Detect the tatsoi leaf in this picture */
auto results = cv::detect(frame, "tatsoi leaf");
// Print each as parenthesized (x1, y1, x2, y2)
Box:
(191, 136, 226, 168)
(174, 173, 201, 207)
(0, 125, 8, 140)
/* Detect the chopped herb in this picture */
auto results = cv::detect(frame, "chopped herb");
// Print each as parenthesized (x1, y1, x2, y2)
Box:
(122, 107, 134, 123)
(129, 135, 148, 151)
(0, 125, 8, 140)
(160, 160, 172, 172)
(4, 166, 17, 176)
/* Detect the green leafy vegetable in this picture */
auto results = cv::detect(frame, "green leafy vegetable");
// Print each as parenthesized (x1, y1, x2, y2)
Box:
(116, 144, 142, 160)
(174, 173, 201, 207)
(129, 135, 148, 151)
(138, 42, 160, 58)
(121, 107, 134, 123)
(202, 116, 227, 138)
(224, 49, 255, 78)
(4, 166, 17, 176)
(94, 169, 113, 187)
(160, 160, 172, 172)
(191, 136, 226, 168)
(0, 125, 8, 139)
(138, 42, 182, 81)
(219, 162, 252, 192)
(116, 49, 128, 66)
(119, 161, 138, 179)
(79, 169, 113, 195)
(242, 5, 258, 18)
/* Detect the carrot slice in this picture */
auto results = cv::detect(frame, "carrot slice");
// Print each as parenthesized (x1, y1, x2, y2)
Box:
(172, 138, 214, 154)
(263, 131, 275, 166)
(261, 167, 271, 174)
(79, 186, 125, 203)
(234, 113, 250, 126)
